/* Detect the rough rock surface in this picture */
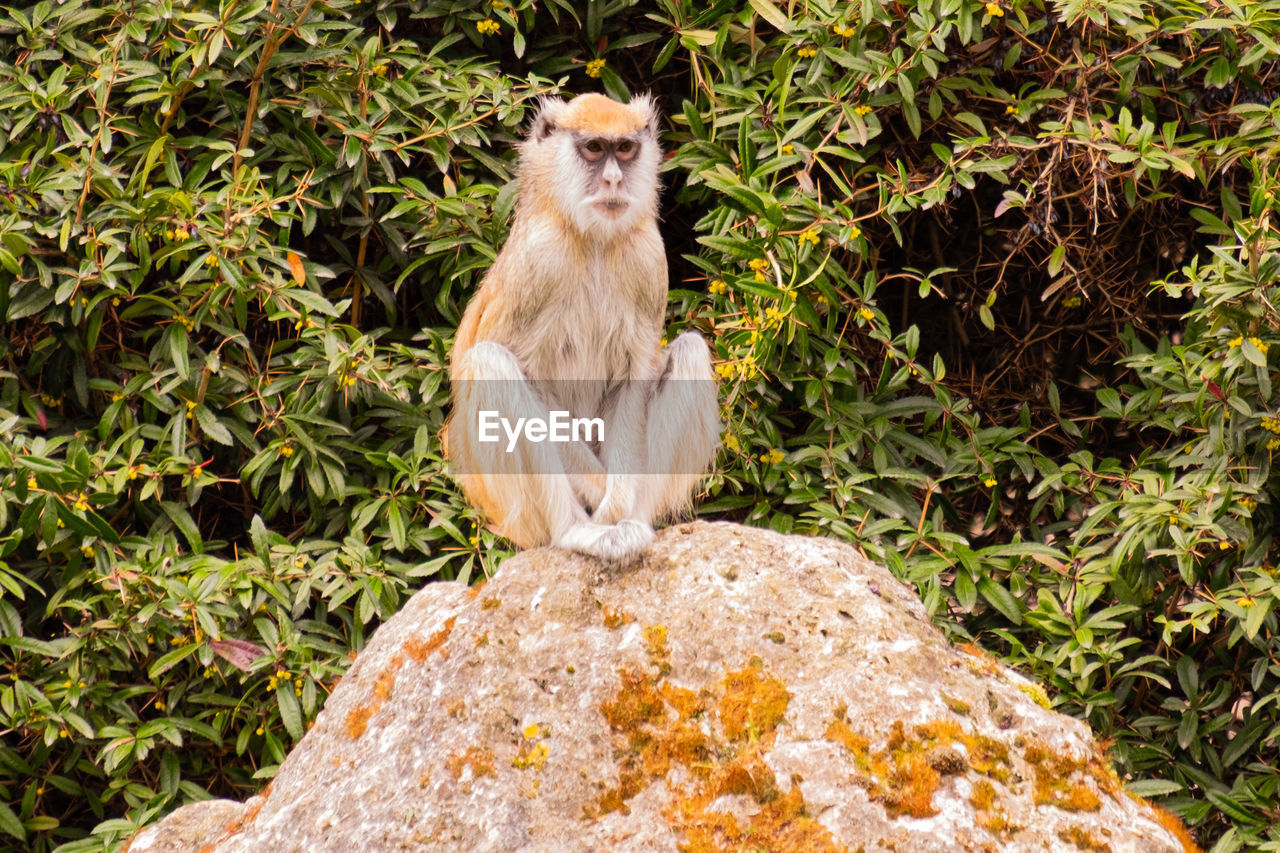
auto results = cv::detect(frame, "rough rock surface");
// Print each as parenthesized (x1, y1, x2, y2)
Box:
(128, 521, 1193, 852)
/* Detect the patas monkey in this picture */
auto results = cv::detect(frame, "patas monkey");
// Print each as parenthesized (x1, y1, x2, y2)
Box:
(446, 92, 718, 560)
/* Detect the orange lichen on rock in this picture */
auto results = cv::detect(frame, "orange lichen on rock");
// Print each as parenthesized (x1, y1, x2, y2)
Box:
(672, 778, 846, 853)
(1023, 738, 1107, 812)
(592, 657, 838, 851)
(594, 666, 710, 815)
(824, 705, 870, 759)
(980, 812, 1021, 839)
(445, 745, 495, 781)
(660, 682, 704, 720)
(825, 712, 1012, 819)
(372, 660, 400, 703)
(1148, 803, 1204, 853)
(343, 653, 408, 738)
(481, 596, 501, 610)
(645, 624, 672, 674)
(344, 703, 375, 739)
(970, 779, 997, 811)
(404, 616, 457, 662)
(718, 660, 790, 742)
(1058, 824, 1111, 851)
(601, 605, 633, 629)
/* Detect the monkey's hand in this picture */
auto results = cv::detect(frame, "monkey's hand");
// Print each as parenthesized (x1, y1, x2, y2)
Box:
(557, 519, 654, 561)
(591, 474, 637, 526)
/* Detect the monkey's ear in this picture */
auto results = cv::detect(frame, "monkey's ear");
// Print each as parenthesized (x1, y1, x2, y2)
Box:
(629, 92, 661, 139)
(530, 97, 566, 142)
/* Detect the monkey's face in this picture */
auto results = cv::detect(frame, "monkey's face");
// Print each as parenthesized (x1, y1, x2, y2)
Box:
(525, 93, 662, 242)
(551, 128, 659, 240)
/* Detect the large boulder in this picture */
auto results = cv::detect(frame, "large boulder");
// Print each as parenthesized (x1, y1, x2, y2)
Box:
(127, 521, 1197, 852)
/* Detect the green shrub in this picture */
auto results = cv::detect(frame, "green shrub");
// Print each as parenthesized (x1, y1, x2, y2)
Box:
(2, 0, 1279, 849)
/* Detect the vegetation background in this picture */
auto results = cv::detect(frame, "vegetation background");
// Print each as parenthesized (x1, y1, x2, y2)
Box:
(1, 0, 1279, 848)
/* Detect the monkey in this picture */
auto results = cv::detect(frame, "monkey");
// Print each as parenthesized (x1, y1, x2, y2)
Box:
(445, 92, 719, 561)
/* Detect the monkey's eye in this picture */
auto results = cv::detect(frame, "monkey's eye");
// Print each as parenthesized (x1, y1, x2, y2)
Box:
(581, 139, 606, 162)
(615, 139, 637, 161)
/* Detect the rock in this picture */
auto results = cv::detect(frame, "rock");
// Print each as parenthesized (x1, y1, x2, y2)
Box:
(126, 522, 1197, 853)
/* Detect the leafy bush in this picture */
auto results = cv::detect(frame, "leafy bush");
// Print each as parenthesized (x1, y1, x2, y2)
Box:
(2, 0, 1279, 850)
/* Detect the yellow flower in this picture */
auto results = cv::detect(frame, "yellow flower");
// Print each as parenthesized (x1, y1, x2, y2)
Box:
(1062, 295, 1082, 308)
(761, 448, 785, 465)
(1218, 540, 1232, 550)
(848, 225, 863, 241)
(279, 443, 295, 458)
(81, 545, 95, 558)
(372, 64, 388, 77)
(1261, 416, 1280, 434)
(748, 258, 770, 271)
(26, 477, 37, 489)
(983, 477, 997, 487)
(832, 24, 855, 38)
(798, 230, 820, 247)
(585, 58, 606, 78)
(1236, 595, 1256, 608)
(1267, 437, 1280, 451)
(1005, 103, 1018, 115)
(797, 47, 817, 58)
(477, 18, 500, 35)
(73, 493, 90, 511)
(1229, 335, 1244, 347)
(155, 699, 166, 711)
(708, 279, 728, 295)
(764, 305, 786, 324)
(715, 362, 735, 380)
(858, 307, 875, 321)
(986, 2, 1004, 16)
(854, 104, 873, 116)
(780, 143, 795, 155)
(1241, 497, 1258, 512)
(722, 433, 740, 453)
(1249, 336, 1269, 354)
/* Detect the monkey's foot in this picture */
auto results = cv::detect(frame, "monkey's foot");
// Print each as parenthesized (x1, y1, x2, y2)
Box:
(557, 519, 655, 561)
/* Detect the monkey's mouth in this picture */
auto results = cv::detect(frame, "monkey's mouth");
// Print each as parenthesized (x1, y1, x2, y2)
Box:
(593, 199, 629, 217)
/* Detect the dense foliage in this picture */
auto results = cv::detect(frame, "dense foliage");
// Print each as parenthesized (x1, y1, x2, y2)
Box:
(1, 0, 1279, 848)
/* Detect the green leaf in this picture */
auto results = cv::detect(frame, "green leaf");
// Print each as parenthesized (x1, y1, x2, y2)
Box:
(976, 577, 1022, 624)
(277, 682, 304, 742)
(746, 0, 792, 32)
(1125, 779, 1183, 797)
(0, 801, 24, 842)
(148, 643, 200, 679)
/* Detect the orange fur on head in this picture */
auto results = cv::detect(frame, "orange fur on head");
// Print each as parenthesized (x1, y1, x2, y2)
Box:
(555, 93, 652, 136)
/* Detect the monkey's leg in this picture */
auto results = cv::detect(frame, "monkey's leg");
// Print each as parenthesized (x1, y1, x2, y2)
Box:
(453, 342, 640, 559)
(632, 331, 720, 523)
